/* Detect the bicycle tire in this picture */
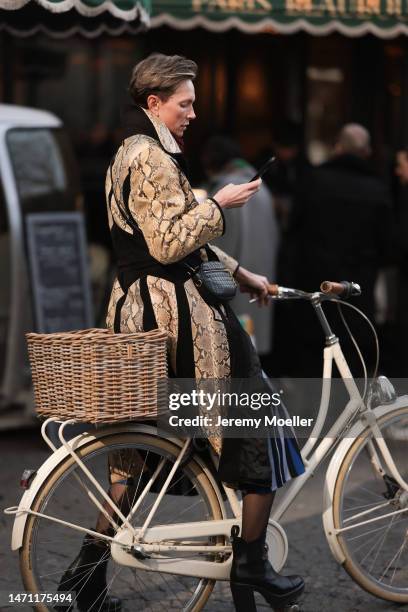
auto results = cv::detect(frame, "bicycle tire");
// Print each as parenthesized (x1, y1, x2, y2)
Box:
(20, 432, 225, 611)
(332, 405, 408, 603)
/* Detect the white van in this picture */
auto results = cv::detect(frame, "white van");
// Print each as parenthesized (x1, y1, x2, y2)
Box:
(0, 104, 82, 427)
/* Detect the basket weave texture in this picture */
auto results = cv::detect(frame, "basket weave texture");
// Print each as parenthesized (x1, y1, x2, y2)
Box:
(26, 328, 168, 424)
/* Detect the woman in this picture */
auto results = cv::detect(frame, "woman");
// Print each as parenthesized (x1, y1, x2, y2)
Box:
(59, 53, 305, 612)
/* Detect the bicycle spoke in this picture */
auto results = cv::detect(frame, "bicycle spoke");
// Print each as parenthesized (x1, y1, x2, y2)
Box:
(336, 407, 408, 599)
(130, 473, 200, 524)
(350, 515, 407, 561)
(368, 514, 397, 574)
(343, 499, 390, 514)
(133, 568, 155, 611)
(163, 497, 208, 524)
(22, 434, 220, 611)
(353, 523, 396, 561)
(379, 536, 407, 584)
(346, 518, 401, 542)
(97, 565, 123, 612)
(343, 500, 392, 523)
(389, 537, 408, 586)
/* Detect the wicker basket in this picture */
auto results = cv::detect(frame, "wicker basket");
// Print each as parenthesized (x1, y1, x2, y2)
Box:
(26, 328, 168, 424)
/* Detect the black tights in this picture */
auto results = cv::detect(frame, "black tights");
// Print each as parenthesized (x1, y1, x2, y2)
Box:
(241, 490, 276, 543)
(95, 482, 137, 537)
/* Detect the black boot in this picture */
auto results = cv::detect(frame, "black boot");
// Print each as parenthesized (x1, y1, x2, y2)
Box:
(230, 527, 304, 610)
(57, 534, 122, 611)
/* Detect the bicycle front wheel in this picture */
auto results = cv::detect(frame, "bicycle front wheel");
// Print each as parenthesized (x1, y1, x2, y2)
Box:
(20, 432, 225, 611)
(332, 406, 408, 603)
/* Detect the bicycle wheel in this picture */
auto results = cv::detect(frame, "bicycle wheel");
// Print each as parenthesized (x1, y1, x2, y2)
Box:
(332, 406, 408, 602)
(20, 432, 225, 611)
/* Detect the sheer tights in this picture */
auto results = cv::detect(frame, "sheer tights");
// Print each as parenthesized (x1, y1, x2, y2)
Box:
(241, 491, 276, 543)
(95, 482, 137, 538)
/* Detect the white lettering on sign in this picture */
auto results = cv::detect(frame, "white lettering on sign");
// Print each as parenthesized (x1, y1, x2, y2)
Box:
(386, 0, 402, 14)
(192, 0, 407, 15)
(355, 0, 381, 14)
(192, 0, 272, 11)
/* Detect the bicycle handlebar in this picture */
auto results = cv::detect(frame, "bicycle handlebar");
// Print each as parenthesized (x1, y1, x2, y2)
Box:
(320, 280, 362, 298)
(267, 283, 280, 296)
(259, 280, 362, 301)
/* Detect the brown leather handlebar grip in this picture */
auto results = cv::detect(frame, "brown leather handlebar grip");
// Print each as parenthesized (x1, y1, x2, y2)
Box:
(267, 283, 279, 296)
(320, 281, 344, 295)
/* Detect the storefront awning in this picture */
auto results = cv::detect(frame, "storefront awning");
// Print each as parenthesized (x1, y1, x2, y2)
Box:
(0, 0, 150, 37)
(151, 0, 408, 38)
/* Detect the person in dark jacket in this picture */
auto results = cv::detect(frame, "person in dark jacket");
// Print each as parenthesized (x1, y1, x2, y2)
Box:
(289, 124, 393, 376)
(395, 149, 408, 377)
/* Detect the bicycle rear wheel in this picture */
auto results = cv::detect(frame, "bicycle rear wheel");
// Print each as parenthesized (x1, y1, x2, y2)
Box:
(20, 432, 225, 611)
(332, 406, 408, 603)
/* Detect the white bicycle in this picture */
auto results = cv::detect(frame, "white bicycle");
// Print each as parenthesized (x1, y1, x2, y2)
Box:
(5, 280, 408, 611)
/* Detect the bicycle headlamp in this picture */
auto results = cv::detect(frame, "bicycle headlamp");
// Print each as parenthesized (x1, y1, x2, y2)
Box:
(367, 376, 396, 409)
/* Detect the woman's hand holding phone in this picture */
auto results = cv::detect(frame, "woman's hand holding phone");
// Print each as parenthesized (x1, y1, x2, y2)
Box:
(212, 156, 275, 209)
(213, 178, 262, 209)
(249, 156, 276, 182)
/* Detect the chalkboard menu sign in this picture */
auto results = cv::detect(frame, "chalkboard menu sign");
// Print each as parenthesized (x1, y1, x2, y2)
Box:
(26, 212, 93, 332)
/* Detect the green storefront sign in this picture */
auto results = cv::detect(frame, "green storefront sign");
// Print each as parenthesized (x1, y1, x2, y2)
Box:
(151, 0, 408, 36)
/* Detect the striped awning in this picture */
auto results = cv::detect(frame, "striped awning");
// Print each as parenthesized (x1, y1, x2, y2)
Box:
(0, 0, 150, 37)
(151, 0, 408, 38)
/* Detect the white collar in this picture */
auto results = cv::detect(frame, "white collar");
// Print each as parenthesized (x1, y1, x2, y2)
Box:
(142, 108, 181, 154)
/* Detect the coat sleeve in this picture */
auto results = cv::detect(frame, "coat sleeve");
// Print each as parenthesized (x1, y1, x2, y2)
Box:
(127, 143, 225, 264)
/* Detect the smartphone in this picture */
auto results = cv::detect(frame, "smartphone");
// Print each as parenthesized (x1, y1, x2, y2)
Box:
(250, 156, 276, 182)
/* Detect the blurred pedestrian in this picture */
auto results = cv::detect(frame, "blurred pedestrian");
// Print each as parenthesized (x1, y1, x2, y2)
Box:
(257, 122, 311, 375)
(202, 135, 280, 359)
(289, 124, 394, 376)
(394, 149, 408, 377)
(258, 119, 310, 233)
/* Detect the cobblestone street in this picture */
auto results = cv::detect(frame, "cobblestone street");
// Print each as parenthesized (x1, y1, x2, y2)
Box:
(0, 429, 404, 612)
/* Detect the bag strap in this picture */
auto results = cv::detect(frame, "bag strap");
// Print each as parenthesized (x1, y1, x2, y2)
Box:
(205, 245, 219, 262)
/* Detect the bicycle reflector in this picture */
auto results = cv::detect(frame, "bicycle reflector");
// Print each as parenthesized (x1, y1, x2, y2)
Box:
(20, 469, 37, 489)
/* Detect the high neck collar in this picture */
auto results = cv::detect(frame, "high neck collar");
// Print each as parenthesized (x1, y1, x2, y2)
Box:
(120, 103, 189, 178)
(121, 104, 181, 154)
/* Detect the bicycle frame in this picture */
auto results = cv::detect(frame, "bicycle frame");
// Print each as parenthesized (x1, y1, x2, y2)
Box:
(6, 292, 408, 583)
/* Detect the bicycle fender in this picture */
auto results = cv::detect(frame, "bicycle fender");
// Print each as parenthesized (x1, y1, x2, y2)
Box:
(322, 395, 408, 564)
(10, 424, 226, 551)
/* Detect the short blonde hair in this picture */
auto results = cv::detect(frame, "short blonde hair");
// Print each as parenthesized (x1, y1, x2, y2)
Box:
(129, 53, 197, 107)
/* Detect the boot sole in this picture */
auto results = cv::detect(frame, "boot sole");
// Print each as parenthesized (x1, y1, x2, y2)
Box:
(231, 580, 304, 608)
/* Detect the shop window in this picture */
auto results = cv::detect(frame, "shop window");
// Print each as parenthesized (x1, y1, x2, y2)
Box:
(305, 66, 345, 164)
(6, 127, 80, 215)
